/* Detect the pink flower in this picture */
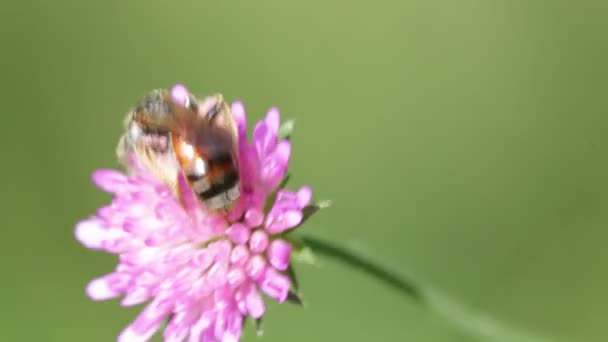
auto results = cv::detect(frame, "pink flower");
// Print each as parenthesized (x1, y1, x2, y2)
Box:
(76, 85, 312, 342)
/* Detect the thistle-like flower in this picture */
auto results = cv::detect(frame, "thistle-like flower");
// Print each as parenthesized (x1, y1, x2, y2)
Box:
(76, 85, 316, 342)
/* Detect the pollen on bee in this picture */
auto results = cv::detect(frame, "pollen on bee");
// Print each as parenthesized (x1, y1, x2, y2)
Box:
(192, 158, 207, 177)
(180, 141, 195, 160)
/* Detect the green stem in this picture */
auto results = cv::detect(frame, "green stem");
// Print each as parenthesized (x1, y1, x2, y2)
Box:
(300, 235, 562, 342)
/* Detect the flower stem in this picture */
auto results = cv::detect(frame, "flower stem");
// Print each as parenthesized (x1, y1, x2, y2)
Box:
(299, 235, 562, 342)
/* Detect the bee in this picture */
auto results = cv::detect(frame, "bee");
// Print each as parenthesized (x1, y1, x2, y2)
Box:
(117, 89, 240, 212)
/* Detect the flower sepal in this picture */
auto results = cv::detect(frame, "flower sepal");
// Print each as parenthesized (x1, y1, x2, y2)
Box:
(285, 290, 304, 307)
(278, 119, 295, 140)
(255, 317, 264, 337)
(290, 245, 317, 266)
(299, 199, 332, 227)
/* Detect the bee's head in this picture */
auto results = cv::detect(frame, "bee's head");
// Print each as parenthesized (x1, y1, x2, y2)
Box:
(134, 89, 175, 131)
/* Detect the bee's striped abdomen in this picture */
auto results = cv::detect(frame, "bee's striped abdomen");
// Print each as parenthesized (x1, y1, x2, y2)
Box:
(181, 150, 240, 211)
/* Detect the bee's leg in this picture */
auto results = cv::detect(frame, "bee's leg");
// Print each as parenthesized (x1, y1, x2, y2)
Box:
(185, 94, 198, 111)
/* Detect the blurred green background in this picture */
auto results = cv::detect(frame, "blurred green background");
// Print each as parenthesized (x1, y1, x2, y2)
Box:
(1, 0, 607, 341)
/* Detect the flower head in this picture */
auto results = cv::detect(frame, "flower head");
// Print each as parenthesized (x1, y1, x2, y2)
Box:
(76, 85, 313, 342)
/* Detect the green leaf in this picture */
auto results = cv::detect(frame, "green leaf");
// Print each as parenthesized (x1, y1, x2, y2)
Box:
(286, 290, 304, 306)
(299, 235, 422, 301)
(299, 199, 332, 226)
(263, 174, 291, 212)
(291, 245, 317, 265)
(241, 316, 248, 330)
(287, 264, 299, 291)
(286, 264, 305, 306)
(254, 317, 264, 337)
(277, 173, 291, 190)
(298, 235, 563, 342)
(278, 119, 295, 140)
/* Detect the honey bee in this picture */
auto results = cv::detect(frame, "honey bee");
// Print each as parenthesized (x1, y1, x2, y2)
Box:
(117, 89, 240, 212)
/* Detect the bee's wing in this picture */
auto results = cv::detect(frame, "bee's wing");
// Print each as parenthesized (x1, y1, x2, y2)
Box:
(198, 94, 238, 144)
(116, 133, 131, 167)
(118, 130, 181, 195)
(116, 111, 135, 166)
(195, 95, 239, 178)
(217, 98, 238, 146)
(143, 146, 180, 191)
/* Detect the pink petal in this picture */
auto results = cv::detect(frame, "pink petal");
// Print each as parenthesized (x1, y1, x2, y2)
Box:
(230, 245, 250, 266)
(192, 249, 214, 269)
(246, 191, 266, 213)
(164, 324, 189, 342)
(244, 208, 264, 227)
(121, 286, 151, 307)
(227, 223, 250, 245)
(121, 246, 161, 265)
(101, 236, 134, 254)
(227, 268, 246, 288)
(273, 140, 291, 165)
(176, 172, 200, 216)
(222, 333, 239, 342)
(213, 319, 225, 341)
(189, 313, 213, 342)
(75, 218, 107, 250)
(245, 255, 266, 281)
(154, 202, 177, 221)
(213, 240, 233, 262)
(206, 262, 229, 288)
(297, 186, 313, 208)
(118, 327, 153, 342)
(165, 309, 200, 342)
(223, 313, 243, 342)
(265, 210, 303, 234)
(170, 84, 190, 105)
(92, 169, 128, 194)
(201, 215, 228, 236)
(264, 107, 281, 137)
(253, 122, 277, 161)
(118, 320, 163, 342)
(260, 164, 286, 193)
(273, 189, 299, 210)
(267, 239, 292, 271)
(86, 276, 122, 301)
(259, 268, 290, 303)
(120, 299, 172, 342)
(244, 285, 265, 319)
(235, 144, 260, 193)
(231, 101, 248, 142)
(249, 230, 269, 254)
(226, 197, 247, 222)
(261, 140, 290, 191)
(234, 288, 247, 315)
(252, 123, 269, 159)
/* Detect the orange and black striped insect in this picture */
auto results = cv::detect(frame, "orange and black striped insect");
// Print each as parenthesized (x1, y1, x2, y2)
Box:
(117, 89, 240, 212)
